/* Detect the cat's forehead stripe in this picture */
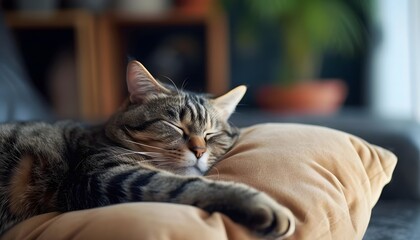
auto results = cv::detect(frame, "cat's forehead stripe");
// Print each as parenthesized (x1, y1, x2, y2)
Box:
(179, 107, 187, 121)
(185, 102, 196, 122)
(194, 103, 204, 125)
(195, 98, 209, 126)
(166, 108, 177, 119)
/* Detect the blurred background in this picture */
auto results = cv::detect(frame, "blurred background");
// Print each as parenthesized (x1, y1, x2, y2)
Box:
(0, 0, 419, 123)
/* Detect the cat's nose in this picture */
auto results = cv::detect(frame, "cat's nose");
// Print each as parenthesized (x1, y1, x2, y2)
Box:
(191, 146, 206, 158)
(188, 136, 207, 158)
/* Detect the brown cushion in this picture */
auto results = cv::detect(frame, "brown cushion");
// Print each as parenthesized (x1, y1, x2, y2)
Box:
(207, 123, 397, 239)
(2, 124, 397, 240)
(1, 203, 252, 240)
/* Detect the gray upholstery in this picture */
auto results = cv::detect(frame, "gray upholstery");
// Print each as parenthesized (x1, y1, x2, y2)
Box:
(365, 200, 420, 240)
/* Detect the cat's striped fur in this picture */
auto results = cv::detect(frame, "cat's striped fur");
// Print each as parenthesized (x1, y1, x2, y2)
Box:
(0, 61, 295, 239)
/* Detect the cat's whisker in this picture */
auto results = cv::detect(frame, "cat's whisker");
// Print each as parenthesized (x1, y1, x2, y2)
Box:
(181, 78, 188, 90)
(113, 152, 162, 158)
(110, 147, 161, 156)
(123, 139, 167, 151)
(164, 150, 183, 156)
(160, 75, 180, 95)
(154, 162, 176, 168)
(105, 146, 166, 161)
(108, 146, 169, 158)
(107, 145, 180, 166)
(210, 166, 220, 179)
(106, 152, 169, 165)
(137, 159, 169, 164)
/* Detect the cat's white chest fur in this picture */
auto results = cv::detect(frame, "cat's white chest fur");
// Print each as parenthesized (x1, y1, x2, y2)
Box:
(182, 151, 209, 176)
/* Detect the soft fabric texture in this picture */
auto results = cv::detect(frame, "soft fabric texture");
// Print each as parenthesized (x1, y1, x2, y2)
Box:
(1, 203, 253, 240)
(207, 124, 397, 239)
(1, 124, 397, 240)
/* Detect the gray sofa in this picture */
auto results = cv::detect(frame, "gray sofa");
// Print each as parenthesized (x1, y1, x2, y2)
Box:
(1, 10, 418, 240)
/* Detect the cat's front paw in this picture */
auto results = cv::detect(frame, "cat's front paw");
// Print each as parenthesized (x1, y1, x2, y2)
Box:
(202, 183, 295, 239)
(238, 192, 295, 239)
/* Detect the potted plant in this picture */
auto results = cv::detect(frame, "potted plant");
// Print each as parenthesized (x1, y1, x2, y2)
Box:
(219, 0, 370, 114)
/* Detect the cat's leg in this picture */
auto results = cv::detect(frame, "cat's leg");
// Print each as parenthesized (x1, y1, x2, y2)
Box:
(59, 163, 295, 239)
(155, 172, 296, 239)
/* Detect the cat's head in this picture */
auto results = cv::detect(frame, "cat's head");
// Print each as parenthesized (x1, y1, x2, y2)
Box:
(105, 61, 246, 176)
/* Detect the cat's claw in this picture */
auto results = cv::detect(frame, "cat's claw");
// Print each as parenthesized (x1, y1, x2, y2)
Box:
(244, 192, 295, 239)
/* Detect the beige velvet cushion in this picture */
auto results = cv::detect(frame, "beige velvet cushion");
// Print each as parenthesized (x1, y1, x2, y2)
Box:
(2, 124, 397, 240)
(207, 124, 397, 239)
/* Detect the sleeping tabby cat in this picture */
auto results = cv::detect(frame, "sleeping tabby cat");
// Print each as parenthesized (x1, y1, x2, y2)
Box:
(0, 61, 295, 239)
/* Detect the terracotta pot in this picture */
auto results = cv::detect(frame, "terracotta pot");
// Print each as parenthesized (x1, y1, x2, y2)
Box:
(175, 0, 211, 15)
(256, 79, 348, 115)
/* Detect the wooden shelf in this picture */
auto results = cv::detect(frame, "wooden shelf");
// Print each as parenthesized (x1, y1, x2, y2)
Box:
(6, 10, 89, 28)
(104, 10, 208, 25)
(6, 10, 99, 120)
(5, 9, 229, 121)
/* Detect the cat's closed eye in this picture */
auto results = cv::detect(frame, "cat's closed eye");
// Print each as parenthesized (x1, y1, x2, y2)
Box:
(161, 120, 184, 135)
(204, 131, 221, 141)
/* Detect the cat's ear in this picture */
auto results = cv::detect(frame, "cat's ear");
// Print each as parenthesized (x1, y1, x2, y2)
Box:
(126, 60, 170, 103)
(212, 85, 247, 120)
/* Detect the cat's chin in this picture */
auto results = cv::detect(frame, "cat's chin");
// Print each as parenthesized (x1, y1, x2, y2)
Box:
(178, 167, 205, 176)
